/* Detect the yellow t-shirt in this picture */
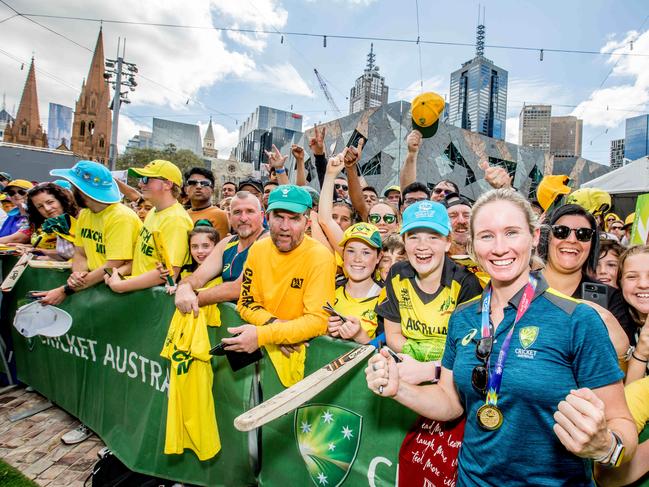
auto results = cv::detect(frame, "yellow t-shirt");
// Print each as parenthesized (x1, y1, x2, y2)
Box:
(333, 282, 384, 338)
(131, 202, 193, 277)
(237, 235, 336, 387)
(625, 376, 649, 432)
(74, 204, 142, 271)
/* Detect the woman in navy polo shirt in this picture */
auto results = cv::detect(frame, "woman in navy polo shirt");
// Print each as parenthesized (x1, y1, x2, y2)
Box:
(366, 188, 637, 486)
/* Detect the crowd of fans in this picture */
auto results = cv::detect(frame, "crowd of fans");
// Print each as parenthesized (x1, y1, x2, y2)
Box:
(1, 118, 648, 485)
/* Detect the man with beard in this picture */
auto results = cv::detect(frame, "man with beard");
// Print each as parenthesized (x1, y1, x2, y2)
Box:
(174, 191, 267, 315)
(225, 185, 335, 387)
(442, 193, 472, 256)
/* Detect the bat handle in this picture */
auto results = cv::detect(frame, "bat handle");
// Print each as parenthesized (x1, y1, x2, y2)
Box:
(166, 275, 175, 287)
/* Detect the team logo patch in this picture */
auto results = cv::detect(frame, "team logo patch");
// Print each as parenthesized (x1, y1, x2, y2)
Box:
(291, 278, 304, 289)
(282, 188, 290, 197)
(519, 326, 539, 350)
(295, 404, 362, 487)
(461, 329, 478, 346)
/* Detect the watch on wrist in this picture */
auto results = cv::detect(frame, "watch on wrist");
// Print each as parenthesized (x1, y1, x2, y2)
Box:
(63, 284, 76, 296)
(598, 430, 625, 468)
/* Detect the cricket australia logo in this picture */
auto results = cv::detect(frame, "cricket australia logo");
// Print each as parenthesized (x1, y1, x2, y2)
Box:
(295, 404, 362, 487)
(515, 326, 539, 359)
(399, 288, 413, 309)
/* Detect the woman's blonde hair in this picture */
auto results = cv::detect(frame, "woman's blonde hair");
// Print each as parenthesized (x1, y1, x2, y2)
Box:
(467, 188, 543, 270)
(618, 244, 649, 282)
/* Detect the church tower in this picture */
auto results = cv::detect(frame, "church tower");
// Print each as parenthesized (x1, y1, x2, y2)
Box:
(203, 117, 218, 158)
(3, 58, 48, 147)
(71, 28, 111, 164)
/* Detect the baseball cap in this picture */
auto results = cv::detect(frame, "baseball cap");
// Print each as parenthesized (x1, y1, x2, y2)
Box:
(4, 179, 34, 191)
(266, 185, 312, 214)
(536, 175, 571, 211)
(400, 200, 450, 236)
(238, 178, 263, 195)
(383, 185, 401, 197)
(303, 185, 320, 207)
(338, 222, 382, 249)
(411, 92, 445, 138)
(13, 301, 72, 338)
(566, 188, 611, 216)
(441, 192, 473, 209)
(128, 159, 182, 187)
(51, 161, 121, 204)
(623, 212, 635, 229)
(0, 172, 12, 181)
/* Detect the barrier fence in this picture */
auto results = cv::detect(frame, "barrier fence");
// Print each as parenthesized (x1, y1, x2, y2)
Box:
(1, 257, 648, 487)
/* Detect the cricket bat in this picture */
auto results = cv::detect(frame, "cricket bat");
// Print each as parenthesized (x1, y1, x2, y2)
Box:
(234, 335, 386, 432)
(1, 253, 34, 292)
(28, 260, 72, 269)
(151, 230, 176, 287)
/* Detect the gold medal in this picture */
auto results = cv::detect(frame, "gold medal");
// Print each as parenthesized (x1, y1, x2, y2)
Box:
(477, 404, 503, 431)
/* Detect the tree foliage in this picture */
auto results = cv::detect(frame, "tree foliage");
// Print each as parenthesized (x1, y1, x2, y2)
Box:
(116, 146, 208, 178)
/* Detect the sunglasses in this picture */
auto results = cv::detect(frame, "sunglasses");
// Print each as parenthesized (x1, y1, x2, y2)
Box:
(187, 180, 212, 188)
(551, 225, 594, 242)
(472, 336, 493, 395)
(369, 213, 397, 224)
(6, 189, 27, 197)
(139, 176, 165, 184)
(433, 188, 453, 196)
(335, 183, 349, 191)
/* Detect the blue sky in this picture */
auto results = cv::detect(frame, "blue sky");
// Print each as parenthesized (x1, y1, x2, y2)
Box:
(1, 0, 648, 164)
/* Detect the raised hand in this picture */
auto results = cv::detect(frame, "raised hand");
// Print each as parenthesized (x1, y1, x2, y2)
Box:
(291, 144, 305, 161)
(326, 153, 345, 176)
(344, 139, 365, 169)
(479, 160, 513, 189)
(407, 130, 422, 153)
(309, 125, 326, 156)
(265, 144, 288, 169)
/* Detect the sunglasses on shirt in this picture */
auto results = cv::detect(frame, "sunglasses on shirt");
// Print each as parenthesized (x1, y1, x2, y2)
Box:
(334, 183, 349, 191)
(551, 225, 594, 242)
(472, 336, 494, 395)
(186, 180, 213, 188)
(6, 189, 27, 197)
(369, 213, 397, 224)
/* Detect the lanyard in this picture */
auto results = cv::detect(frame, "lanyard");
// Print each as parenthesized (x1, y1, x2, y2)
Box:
(480, 276, 537, 406)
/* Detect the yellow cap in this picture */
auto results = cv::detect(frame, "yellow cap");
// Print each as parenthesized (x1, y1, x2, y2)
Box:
(338, 222, 382, 249)
(624, 212, 635, 228)
(536, 175, 571, 211)
(128, 159, 183, 187)
(566, 188, 611, 216)
(411, 92, 445, 138)
(5, 179, 34, 191)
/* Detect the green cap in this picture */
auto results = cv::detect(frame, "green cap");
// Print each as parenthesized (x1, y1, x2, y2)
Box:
(266, 185, 313, 214)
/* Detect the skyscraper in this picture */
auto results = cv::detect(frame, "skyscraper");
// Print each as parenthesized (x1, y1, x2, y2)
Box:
(448, 22, 508, 140)
(624, 114, 649, 161)
(550, 116, 582, 159)
(349, 44, 389, 115)
(610, 139, 625, 169)
(519, 105, 551, 150)
(48, 103, 73, 149)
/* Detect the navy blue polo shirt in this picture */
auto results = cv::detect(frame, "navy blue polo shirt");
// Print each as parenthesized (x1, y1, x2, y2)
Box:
(442, 274, 623, 486)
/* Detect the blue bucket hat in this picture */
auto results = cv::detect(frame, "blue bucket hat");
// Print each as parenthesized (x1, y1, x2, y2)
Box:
(50, 161, 121, 204)
(400, 200, 450, 236)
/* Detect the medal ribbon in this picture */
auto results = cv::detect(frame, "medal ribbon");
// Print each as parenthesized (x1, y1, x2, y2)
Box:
(480, 276, 537, 406)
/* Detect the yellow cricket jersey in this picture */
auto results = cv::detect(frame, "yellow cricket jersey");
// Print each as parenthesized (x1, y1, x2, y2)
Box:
(377, 258, 482, 361)
(237, 235, 336, 387)
(131, 202, 193, 277)
(74, 204, 142, 271)
(334, 281, 385, 338)
(179, 268, 223, 327)
(161, 309, 220, 460)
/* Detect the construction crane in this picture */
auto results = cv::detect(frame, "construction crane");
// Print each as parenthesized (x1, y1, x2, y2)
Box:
(313, 69, 342, 117)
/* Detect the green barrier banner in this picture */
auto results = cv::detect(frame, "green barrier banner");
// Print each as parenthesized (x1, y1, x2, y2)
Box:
(2, 261, 255, 487)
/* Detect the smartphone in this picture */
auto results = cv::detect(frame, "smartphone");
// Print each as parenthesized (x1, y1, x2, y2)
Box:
(322, 302, 347, 322)
(209, 333, 241, 356)
(26, 291, 46, 301)
(346, 129, 367, 149)
(382, 346, 403, 363)
(581, 282, 608, 308)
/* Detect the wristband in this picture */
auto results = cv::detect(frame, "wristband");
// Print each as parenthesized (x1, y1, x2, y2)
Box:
(593, 430, 616, 463)
(632, 352, 649, 363)
(275, 167, 286, 174)
(63, 284, 76, 296)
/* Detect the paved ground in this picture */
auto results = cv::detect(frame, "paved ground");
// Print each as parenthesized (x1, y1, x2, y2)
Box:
(0, 386, 104, 486)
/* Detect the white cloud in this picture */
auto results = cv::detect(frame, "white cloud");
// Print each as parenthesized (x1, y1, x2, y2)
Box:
(571, 29, 649, 128)
(249, 63, 315, 98)
(506, 78, 571, 118)
(505, 116, 519, 145)
(392, 76, 448, 101)
(305, 0, 378, 5)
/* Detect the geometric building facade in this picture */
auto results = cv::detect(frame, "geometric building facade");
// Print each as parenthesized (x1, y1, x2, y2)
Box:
(285, 101, 610, 201)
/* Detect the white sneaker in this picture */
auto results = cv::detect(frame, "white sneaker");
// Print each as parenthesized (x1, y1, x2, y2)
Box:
(61, 424, 91, 445)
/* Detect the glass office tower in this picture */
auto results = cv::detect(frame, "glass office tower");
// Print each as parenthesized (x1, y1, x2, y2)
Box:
(624, 114, 649, 161)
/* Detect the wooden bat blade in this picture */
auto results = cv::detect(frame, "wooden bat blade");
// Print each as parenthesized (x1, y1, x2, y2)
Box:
(1, 253, 34, 292)
(28, 260, 72, 269)
(234, 344, 375, 432)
